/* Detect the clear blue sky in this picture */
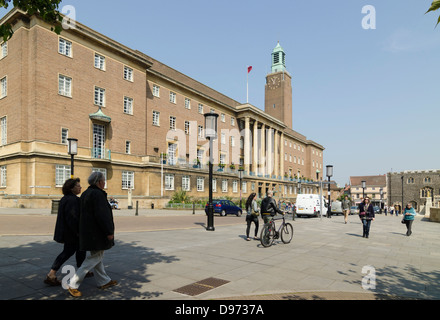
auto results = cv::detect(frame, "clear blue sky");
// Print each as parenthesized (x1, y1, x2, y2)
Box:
(2, 1, 439, 186)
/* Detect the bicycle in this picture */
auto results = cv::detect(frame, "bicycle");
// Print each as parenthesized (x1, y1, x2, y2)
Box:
(260, 213, 294, 247)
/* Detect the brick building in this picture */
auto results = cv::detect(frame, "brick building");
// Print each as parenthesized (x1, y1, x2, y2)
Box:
(0, 9, 325, 208)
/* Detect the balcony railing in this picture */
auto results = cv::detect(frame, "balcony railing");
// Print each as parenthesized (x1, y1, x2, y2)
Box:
(91, 148, 111, 160)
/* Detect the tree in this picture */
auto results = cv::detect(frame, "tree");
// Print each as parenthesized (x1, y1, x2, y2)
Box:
(1, 0, 63, 42)
(426, 0, 440, 27)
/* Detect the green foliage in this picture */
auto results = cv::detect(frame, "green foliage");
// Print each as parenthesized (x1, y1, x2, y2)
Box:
(169, 189, 192, 204)
(426, 0, 440, 27)
(1, 0, 63, 41)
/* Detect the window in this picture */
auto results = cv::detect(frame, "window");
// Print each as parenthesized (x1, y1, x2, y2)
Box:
(165, 174, 174, 191)
(0, 166, 6, 187)
(169, 116, 176, 130)
(221, 113, 225, 122)
(58, 75, 72, 97)
(230, 136, 235, 147)
(168, 143, 177, 165)
(220, 154, 226, 165)
(56, 165, 71, 187)
(124, 66, 133, 81)
(242, 182, 247, 194)
(124, 96, 133, 114)
(221, 133, 226, 145)
(1, 76, 7, 98)
(198, 125, 204, 138)
(185, 98, 191, 109)
(222, 180, 228, 193)
(169, 91, 176, 104)
(59, 38, 72, 57)
(92, 168, 107, 189)
(152, 111, 160, 126)
(212, 179, 217, 192)
(182, 176, 190, 191)
(122, 171, 134, 189)
(92, 124, 105, 159)
(1, 117, 6, 146)
(94, 86, 105, 106)
(425, 177, 432, 183)
(94, 53, 105, 70)
(231, 117, 235, 126)
(1, 42, 7, 59)
(61, 128, 69, 145)
(232, 180, 238, 193)
(184, 121, 190, 135)
(198, 104, 204, 114)
(125, 141, 131, 154)
(153, 85, 160, 97)
(197, 149, 204, 163)
(197, 177, 205, 192)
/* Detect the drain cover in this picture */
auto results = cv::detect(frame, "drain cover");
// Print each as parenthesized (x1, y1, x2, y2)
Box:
(173, 277, 230, 296)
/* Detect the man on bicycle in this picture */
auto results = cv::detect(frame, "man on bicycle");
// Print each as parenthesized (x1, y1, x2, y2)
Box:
(260, 190, 285, 224)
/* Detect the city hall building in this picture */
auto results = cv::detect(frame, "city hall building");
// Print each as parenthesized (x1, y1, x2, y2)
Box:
(0, 9, 325, 208)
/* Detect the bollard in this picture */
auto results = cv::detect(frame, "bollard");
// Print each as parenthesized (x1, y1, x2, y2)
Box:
(135, 201, 139, 216)
(193, 202, 195, 215)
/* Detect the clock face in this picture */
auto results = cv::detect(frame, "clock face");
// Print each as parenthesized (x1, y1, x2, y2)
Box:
(268, 76, 281, 89)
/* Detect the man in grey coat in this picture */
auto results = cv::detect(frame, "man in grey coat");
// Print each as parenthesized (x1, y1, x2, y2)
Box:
(67, 172, 117, 297)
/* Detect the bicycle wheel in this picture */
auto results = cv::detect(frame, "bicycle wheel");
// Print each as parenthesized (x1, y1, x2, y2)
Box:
(281, 223, 293, 244)
(260, 223, 275, 247)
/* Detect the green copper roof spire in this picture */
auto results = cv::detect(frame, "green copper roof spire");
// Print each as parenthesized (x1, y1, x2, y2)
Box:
(271, 41, 286, 73)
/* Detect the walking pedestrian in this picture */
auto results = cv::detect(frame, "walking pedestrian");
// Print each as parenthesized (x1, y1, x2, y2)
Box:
(245, 193, 260, 241)
(359, 197, 375, 238)
(342, 195, 351, 224)
(66, 172, 117, 297)
(45, 178, 92, 286)
(402, 203, 416, 236)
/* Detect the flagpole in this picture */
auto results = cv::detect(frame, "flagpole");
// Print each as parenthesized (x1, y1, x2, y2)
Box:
(247, 66, 249, 104)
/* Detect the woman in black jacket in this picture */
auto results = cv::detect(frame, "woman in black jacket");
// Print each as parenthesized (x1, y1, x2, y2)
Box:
(44, 178, 86, 286)
(359, 197, 375, 238)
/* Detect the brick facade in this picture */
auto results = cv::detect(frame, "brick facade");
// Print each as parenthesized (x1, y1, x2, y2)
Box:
(0, 9, 325, 208)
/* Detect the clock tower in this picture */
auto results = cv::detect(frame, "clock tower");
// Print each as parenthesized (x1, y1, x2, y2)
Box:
(265, 42, 293, 129)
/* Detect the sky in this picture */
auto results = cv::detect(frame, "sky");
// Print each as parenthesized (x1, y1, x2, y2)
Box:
(2, 0, 439, 186)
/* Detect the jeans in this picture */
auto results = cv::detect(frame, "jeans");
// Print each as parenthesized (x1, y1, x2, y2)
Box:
(51, 243, 86, 271)
(362, 219, 372, 237)
(246, 215, 259, 238)
(404, 220, 413, 236)
(68, 250, 111, 289)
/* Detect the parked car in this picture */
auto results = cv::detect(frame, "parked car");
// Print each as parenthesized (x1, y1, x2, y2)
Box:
(205, 199, 242, 217)
(350, 205, 359, 215)
(373, 206, 381, 214)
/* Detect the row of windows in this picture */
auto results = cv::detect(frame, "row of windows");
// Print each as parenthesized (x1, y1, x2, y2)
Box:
(59, 38, 134, 81)
(152, 84, 236, 126)
(407, 177, 433, 184)
(164, 174, 313, 195)
(55, 165, 134, 189)
(59, 75, 134, 114)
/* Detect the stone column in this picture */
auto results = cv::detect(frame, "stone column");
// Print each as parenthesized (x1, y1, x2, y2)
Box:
(267, 127, 273, 177)
(274, 129, 279, 179)
(253, 120, 258, 175)
(244, 117, 250, 174)
(260, 123, 265, 176)
(280, 132, 285, 178)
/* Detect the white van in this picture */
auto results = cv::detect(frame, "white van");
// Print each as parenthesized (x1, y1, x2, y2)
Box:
(331, 200, 343, 215)
(295, 194, 328, 217)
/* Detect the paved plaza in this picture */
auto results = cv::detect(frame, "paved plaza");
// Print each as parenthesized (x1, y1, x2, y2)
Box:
(0, 208, 439, 300)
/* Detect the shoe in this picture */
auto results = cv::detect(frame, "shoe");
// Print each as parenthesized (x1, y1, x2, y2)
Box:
(98, 280, 118, 290)
(44, 275, 61, 286)
(254, 237, 260, 240)
(67, 287, 82, 297)
(246, 237, 251, 241)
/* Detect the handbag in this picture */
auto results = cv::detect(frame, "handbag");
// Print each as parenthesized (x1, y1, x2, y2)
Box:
(359, 212, 366, 217)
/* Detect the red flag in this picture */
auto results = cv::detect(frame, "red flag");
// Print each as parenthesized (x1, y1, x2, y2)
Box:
(248, 66, 253, 73)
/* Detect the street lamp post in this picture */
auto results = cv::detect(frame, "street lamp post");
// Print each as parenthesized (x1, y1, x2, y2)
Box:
(362, 180, 366, 199)
(204, 113, 219, 232)
(67, 138, 78, 179)
(326, 165, 333, 219)
(238, 167, 244, 209)
(380, 188, 383, 214)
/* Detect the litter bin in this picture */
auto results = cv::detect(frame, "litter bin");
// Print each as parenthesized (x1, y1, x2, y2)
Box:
(151, 203, 154, 209)
(51, 200, 60, 215)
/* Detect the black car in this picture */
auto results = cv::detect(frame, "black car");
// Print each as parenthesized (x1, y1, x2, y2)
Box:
(205, 199, 242, 217)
